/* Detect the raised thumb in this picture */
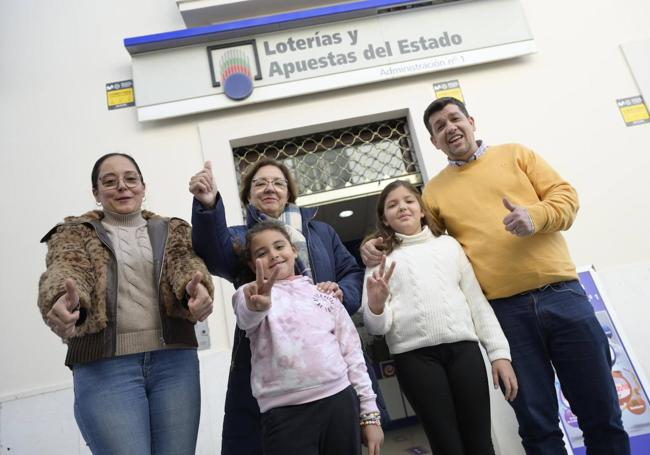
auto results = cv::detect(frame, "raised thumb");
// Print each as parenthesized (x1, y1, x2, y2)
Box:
(187, 271, 203, 296)
(64, 278, 79, 310)
(502, 197, 516, 212)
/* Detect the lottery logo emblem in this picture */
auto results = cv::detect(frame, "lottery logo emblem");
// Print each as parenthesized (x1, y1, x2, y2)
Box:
(219, 48, 254, 101)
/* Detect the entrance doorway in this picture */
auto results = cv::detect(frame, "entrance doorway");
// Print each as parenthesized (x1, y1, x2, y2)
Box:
(232, 116, 431, 452)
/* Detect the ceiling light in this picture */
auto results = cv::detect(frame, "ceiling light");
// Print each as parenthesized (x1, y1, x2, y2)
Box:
(339, 210, 354, 218)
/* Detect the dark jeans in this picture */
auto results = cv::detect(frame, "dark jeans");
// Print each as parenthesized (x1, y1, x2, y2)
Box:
(261, 385, 360, 455)
(490, 280, 630, 455)
(394, 341, 495, 455)
(221, 328, 388, 455)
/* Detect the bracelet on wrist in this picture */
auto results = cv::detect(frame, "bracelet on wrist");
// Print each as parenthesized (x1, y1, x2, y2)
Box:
(360, 411, 381, 427)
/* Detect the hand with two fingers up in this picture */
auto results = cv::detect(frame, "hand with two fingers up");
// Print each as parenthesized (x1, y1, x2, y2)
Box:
(244, 259, 280, 312)
(365, 255, 396, 315)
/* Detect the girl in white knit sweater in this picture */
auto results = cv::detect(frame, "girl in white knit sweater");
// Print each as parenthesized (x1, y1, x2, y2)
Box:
(362, 180, 517, 455)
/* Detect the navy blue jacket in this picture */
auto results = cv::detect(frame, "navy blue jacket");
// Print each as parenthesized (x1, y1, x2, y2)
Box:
(191, 195, 363, 315)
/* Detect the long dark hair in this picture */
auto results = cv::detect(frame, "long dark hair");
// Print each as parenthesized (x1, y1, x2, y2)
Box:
(91, 153, 144, 191)
(364, 180, 442, 256)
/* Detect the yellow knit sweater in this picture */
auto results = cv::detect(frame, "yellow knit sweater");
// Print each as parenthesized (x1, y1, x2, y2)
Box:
(422, 143, 579, 299)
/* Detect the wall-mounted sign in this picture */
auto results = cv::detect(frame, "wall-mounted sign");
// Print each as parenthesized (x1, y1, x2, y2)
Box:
(434, 79, 464, 102)
(128, 0, 535, 121)
(106, 80, 135, 110)
(617, 96, 649, 127)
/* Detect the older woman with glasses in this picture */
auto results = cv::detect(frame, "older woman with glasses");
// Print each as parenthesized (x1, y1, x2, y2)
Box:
(38, 153, 215, 455)
(189, 157, 384, 455)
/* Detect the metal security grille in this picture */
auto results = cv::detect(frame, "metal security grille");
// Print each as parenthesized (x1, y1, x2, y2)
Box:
(232, 118, 421, 205)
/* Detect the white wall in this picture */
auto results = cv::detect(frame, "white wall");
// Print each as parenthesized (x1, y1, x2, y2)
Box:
(1, 1, 649, 453)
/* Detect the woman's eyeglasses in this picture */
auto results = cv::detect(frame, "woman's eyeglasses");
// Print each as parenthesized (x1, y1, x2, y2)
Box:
(99, 173, 141, 190)
(252, 178, 288, 190)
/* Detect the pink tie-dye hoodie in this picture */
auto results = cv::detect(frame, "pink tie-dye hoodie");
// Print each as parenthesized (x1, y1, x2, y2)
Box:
(233, 276, 378, 414)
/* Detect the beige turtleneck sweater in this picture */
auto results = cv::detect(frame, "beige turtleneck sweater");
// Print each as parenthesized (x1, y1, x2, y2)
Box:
(102, 210, 163, 355)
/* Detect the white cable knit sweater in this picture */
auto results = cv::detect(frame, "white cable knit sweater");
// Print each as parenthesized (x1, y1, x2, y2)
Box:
(362, 227, 510, 362)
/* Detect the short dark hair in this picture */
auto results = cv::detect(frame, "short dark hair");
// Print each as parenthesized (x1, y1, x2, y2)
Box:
(91, 153, 144, 191)
(422, 97, 470, 135)
(239, 158, 298, 206)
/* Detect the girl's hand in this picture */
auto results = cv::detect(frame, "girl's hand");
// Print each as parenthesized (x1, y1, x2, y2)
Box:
(366, 255, 396, 315)
(492, 358, 518, 402)
(316, 281, 343, 302)
(46, 278, 80, 340)
(186, 271, 213, 322)
(362, 424, 384, 455)
(244, 259, 280, 312)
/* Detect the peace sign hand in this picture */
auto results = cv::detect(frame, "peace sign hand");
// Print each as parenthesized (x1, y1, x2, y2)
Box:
(366, 255, 396, 315)
(244, 259, 280, 312)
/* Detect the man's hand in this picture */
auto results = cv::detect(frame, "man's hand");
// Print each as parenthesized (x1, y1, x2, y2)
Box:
(46, 278, 80, 339)
(492, 358, 518, 402)
(503, 197, 535, 237)
(316, 281, 343, 303)
(186, 271, 213, 322)
(360, 237, 384, 267)
(189, 161, 218, 209)
(366, 255, 396, 315)
(244, 259, 280, 312)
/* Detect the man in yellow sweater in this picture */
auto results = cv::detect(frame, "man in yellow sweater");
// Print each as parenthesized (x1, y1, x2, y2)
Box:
(362, 97, 629, 454)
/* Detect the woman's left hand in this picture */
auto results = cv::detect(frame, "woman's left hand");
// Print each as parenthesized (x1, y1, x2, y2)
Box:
(316, 281, 343, 302)
(186, 271, 213, 322)
(492, 358, 518, 402)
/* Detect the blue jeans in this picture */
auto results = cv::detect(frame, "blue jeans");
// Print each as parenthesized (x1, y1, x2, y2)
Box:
(490, 280, 629, 455)
(73, 349, 201, 455)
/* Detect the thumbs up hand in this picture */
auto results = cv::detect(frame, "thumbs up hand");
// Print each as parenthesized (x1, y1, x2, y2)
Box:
(502, 197, 535, 237)
(189, 161, 218, 209)
(46, 278, 80, 339)
(186, 271, 213, 322)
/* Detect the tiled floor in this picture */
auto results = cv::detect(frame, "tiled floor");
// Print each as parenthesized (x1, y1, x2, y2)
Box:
(363, 422, 431, 454)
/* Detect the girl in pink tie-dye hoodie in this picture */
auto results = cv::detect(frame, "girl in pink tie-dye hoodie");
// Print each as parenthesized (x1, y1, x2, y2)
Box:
(232, 221, 383, 455)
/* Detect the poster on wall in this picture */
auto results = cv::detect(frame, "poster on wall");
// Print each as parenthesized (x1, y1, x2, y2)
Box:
(433, 79, 464, 102)
(559, 267, 650, 454)
(616, 96, 650, 127)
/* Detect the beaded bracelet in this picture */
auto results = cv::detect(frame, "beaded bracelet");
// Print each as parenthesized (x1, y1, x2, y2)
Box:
(360, 418, 381, 427)
(360, 411, 381, 427)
